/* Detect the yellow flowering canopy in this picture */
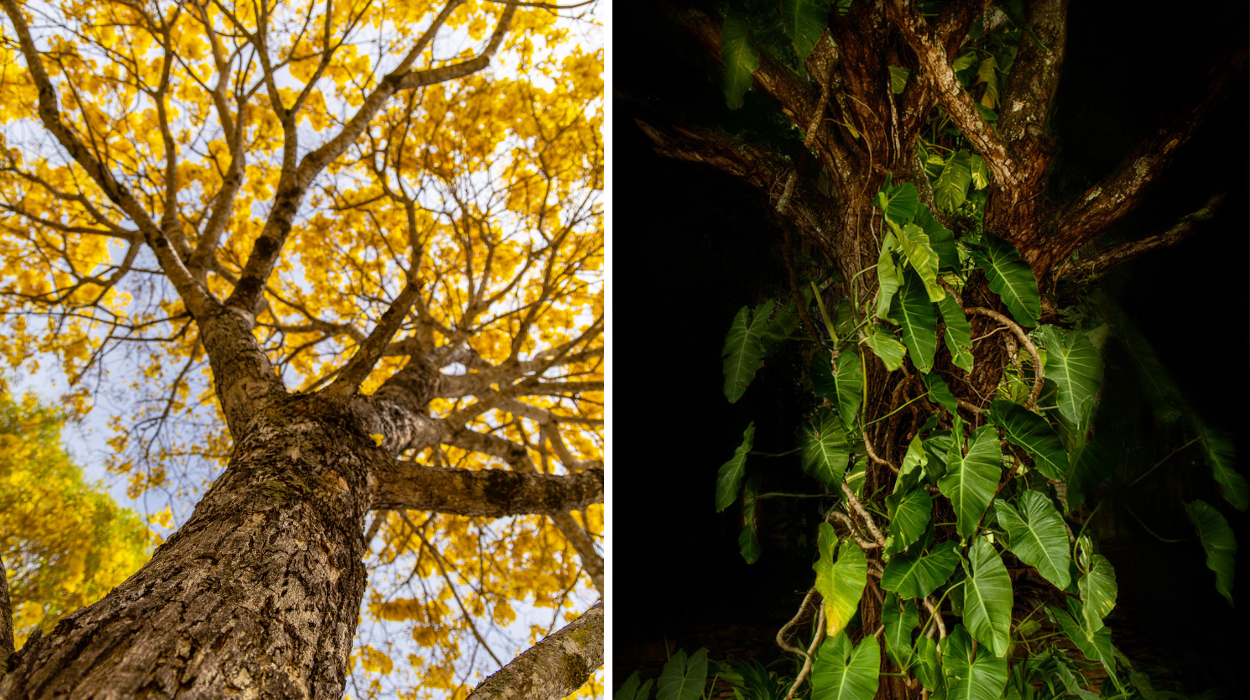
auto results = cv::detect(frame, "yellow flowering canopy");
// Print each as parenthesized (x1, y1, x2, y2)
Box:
(0, 0, 603, 696)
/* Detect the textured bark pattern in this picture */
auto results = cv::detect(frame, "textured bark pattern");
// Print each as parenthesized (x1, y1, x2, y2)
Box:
(465, 602, 603, 700)
(0, 397, 373, 700)
(0, 555, 13, 670)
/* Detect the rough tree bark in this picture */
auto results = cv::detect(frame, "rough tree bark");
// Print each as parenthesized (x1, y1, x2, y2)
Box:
(635, 1, 1243, 698)
(0, 0, 604, 697)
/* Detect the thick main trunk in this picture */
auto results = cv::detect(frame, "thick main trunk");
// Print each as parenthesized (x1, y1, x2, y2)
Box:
(0, 398, 373, 699)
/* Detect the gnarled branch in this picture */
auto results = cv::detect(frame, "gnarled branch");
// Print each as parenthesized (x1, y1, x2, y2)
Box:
(372, 462, 603, 517)
(464, 601, 603, 700)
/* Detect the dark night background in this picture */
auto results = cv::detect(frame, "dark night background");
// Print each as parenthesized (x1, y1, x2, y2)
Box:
(611, 1, 1250, 696)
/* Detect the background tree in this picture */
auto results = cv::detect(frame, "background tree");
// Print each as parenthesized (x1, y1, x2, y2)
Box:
(616, 1, 1246, 698)
(0, 0, 603, 698)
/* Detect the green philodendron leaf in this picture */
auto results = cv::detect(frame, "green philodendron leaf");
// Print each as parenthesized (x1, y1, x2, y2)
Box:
(914, 636, 941, 691)
(941, 626, 1009, 700)
(968, 232, 1040, 327)
(879, 181, 920, 226)
(721, 14, 759, 109)
(896, 436, 929, 494)
(801, 409, 851, 488)
(1040, 326, 1104, 427)
(811, 632, 881, 700)
(1078, 553, 1117, 632)
(813, 523, 868, 638)
(912, 202, 959, 270)
(933, 151, 972, 213)
(897, 223, 945, 302)
(923, 374, 959, 414)
(835, 349, 864, 430)
(886, 486, 932, 556)
(1187, 500, 1237, 605)
(883, 593, 919, 669)
(986, 400, 1067, 480)
(938, 296, 974, 372)
(715, 423, 755, 512)
(875, 239, 901, 320)
(739, 478, 761, 564)
(970, 154, 990, 190)
(922, 432, 953, 480)
(961, 538, 1013, 657)
(811, 350, 837, 402)
(1065, 435, 1117, 513)
(881, 541, 959, 599)
(889, 268, 939, 373)
(1192, 418, 1249, 511)
(995, 490, 1071, 589)
(764, 299, 800, 353)
(888, 65, 910, 94)
(657, 647, 709, 700)
(976, 56, 999, 109)
(938, 425, 1001, 540)
(781, 0, 830, 75)
(867, 323, 908, 371)
(1050, 601, 1121, 688)
(615, 673, 654, 700)
(722, 301, 774, 403)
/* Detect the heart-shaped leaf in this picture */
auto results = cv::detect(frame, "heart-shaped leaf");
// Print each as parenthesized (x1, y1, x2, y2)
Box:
(889, 268, 939, 373)
(867, 323, 908, 371)
(938, 296, 974, 372)
(1078, 553, 1117, 631)
(813, 523, 868, 638)
(986, 400, 1067, 480)
(835, 349, 864, 430)
(881, 541, 959, 599)
(996, 490, 1071, 589)
(938, 425, 1002, 539)
(1186, 499, 1237, 605)
(715, 423, 754, 512)
(1040, 326, 1103, 427)
(942, 626, 1009, 700)
(961, 538, 1013, 657)
(657, 647, 709, 700)
(811, 632, 881, 700)
(722, 301, 774, 403)
(801, 409, 851, 487)
(883, 593, 919, 669)
(721, 14, 759, 109)
(968, 232, 1039, 326)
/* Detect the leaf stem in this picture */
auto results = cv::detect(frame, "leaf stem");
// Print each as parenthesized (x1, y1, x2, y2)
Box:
(1127, 437, 1200, 489)
(864, 395, 925, 427)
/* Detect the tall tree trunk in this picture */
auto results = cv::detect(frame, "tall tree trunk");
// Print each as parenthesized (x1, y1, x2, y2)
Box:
(0, 397, 373, 699)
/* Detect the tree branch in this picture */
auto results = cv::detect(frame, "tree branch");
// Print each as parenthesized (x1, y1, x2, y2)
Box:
(1055, 193, 1225, 281)
(889, 0, 1022, 194)
(372, 462, 603, 517)
(323, 279, 423, 404)
(1055, 50, 1247, 255)
(996, 0, 1067, 180)
(464, 601, 603, 700)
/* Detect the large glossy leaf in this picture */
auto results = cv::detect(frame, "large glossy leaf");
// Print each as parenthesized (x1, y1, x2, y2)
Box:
(934, 151, 972, 213)
(883, 593, 919, 669)
(810, 350, 837, 402)
(615, 672, 654, 700)
(802, 409, 851, 487)
(722, 301, 773, 403)
(739, 478, 761, 564)
(886, 486, 932, 556)
(1050, 601, 1120, 687)
(1040, 326, 1103, 427)
(878, 181, 920, 226)
(941, 626, 1009, 700)
(924, 373, 959, 414)
(986, 400, 1067, 480)
(913, 636, 941, 691)
(961, 538, 1013, 657)
(867, 323, 907, 371)
(897, 223, 945, 302)
(1078, 553, 1117, 632)
(781, 0, 829, 72)
(881, 541, 959, 599)
(813, 523, 868, 638)
(875, 241, 901, 320)
(970, 154, 990, 190)
(811, 632, 881, 700)
(938, 296, 974, 372)
(889, 268, 939, 373)
(658, 647, 709, 700)
(913, 205, 959, 270)
(895, 436, 929, 495)
(715, 423, 755, 512)
(1065, 435, 1117, 513)
(968, 232, 1039, 326)
(938, 425, 1002, 539)
(1192, 419, 1248, 511)
(835, 349, 864, 430)
(995, 490, 1070, 589)
(721, 14, 759, 109)
(1187, 500, 1237, 605)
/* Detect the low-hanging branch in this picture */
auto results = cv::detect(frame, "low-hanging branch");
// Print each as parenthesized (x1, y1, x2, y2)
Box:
(371, 461, 603, 517)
